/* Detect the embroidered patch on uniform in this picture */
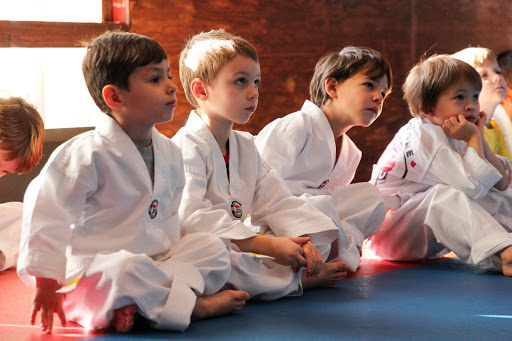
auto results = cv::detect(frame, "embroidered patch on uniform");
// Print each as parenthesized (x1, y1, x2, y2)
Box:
(148, 199, 159, 219)
(411, 160, 416, 168)
(318, 179, 330, 189)
(231, 200, 243, 219)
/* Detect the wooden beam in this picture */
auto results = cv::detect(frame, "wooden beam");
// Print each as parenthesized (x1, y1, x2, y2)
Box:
(0, 21, 128, 48)
(103, 0, 114, 22)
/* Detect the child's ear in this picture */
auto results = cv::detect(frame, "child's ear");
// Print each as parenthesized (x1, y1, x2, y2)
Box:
(324, 78, 339, 99)
(102, 85, 124, 111)
(191, 78, 208, 101)
(420, 107, 434, 120)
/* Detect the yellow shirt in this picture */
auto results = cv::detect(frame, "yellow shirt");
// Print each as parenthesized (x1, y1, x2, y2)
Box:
(484, 119, 512, 161)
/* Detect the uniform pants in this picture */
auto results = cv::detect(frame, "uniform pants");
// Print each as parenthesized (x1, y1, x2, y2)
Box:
(307, 183, 386, 271)
(226, 244, 302, 301)
(63, 232, 230, 331)
(370, 184, 512, 270)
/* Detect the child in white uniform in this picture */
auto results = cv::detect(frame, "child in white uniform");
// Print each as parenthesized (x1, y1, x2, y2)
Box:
(173, 29, 348, 300)
(0, 96, 44, 271)
(17, 32, 248, 334)
(255, 47, 392, 270)
(370, 55, 512, 275)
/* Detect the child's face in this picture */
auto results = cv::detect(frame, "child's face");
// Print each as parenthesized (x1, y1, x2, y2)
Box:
(474, 61, 507, 113)
(202, 55, 260, 125)
(0, 152, 18, 177)
(118, 59, 177, 130)
(424, 80, 480, 126)
(329, 71, 389, 128)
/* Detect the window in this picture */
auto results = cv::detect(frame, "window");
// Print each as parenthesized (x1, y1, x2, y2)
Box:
(0, 0, 128, 128)
(0, 1, 103, 23)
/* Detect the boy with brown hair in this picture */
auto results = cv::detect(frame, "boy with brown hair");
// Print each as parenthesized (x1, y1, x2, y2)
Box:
(17, 31, 246, 334)
(370, 55, 512, 275)
(255, 47, 392, 271)
(0, 95, 44, 271)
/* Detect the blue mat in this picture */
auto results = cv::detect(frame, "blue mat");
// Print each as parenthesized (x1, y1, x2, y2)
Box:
(90, 259, 512, 341)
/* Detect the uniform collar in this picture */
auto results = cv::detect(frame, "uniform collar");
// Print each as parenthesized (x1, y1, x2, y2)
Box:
(95, 114, 163, 192)
(185, 111, 240, 197)
(301, 100, 338, 169)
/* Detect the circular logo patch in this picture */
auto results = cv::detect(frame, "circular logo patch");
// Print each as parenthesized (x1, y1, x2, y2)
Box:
(148, 199, 159, 219)
(231, 200, 243, 219)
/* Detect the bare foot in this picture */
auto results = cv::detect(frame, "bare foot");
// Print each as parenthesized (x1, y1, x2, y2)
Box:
(111, 304, 137, 333)
(302, 261, 349, 289)
(499, 246, 512, 276)
(192, 290, 249, 320)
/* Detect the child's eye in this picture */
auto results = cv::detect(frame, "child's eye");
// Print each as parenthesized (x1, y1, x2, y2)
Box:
(150, 76, 160, 83)
(455, 95, 464, 100)
(473, 94, 480, 101)
(236, 78, 247, 85)
(254, 79, 260, 87)
(480, 73, 487, 78)
(364, 82, 374, 89)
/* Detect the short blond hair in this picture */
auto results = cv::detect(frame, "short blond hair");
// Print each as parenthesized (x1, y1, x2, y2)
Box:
(179, 29, 258, 108)
(451, 47, 498, 68)
(403, 55, 482, 118)
(0, 96, 44, 173)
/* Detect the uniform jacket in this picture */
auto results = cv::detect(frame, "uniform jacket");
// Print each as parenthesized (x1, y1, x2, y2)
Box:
(255, 100, 361, 195)
(172, 111, 338, 247)
(18, 114, 185, 285)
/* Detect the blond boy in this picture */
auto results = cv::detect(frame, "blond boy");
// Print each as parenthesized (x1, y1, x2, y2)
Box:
(496, 50, 512, 155)
(173, 29, 349, 300)
(452, 47, 510, 160)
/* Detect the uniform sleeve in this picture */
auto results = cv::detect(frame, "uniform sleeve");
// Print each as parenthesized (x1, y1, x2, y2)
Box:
(423, 145, 502, 200)
(17, 151, 93, 286)
(176, 135, 257, 242)
(0, 202, 23, 271)
(250, 157, 338, 246)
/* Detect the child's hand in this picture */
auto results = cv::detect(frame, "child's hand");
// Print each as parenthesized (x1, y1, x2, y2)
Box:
(32, 277, 67, 334)
(270, 236, 309, 271)
(300, 241, 323, 278)
(442, 114, 479, 142)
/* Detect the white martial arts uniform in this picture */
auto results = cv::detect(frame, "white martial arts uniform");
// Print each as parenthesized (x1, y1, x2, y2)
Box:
(172, 111, 339, 300)
(17, 114, 230, 331)
(0, 202, 23, 271)
(493, 104, 512, 157)
(370, 117, 512, 271)
(255, 100, 386, 270)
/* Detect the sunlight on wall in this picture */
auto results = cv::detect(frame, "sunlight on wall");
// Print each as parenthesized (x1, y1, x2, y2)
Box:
(0, 0, 102, 23)
(0, 1, 103, 128)
(0, 48, 101, 129)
